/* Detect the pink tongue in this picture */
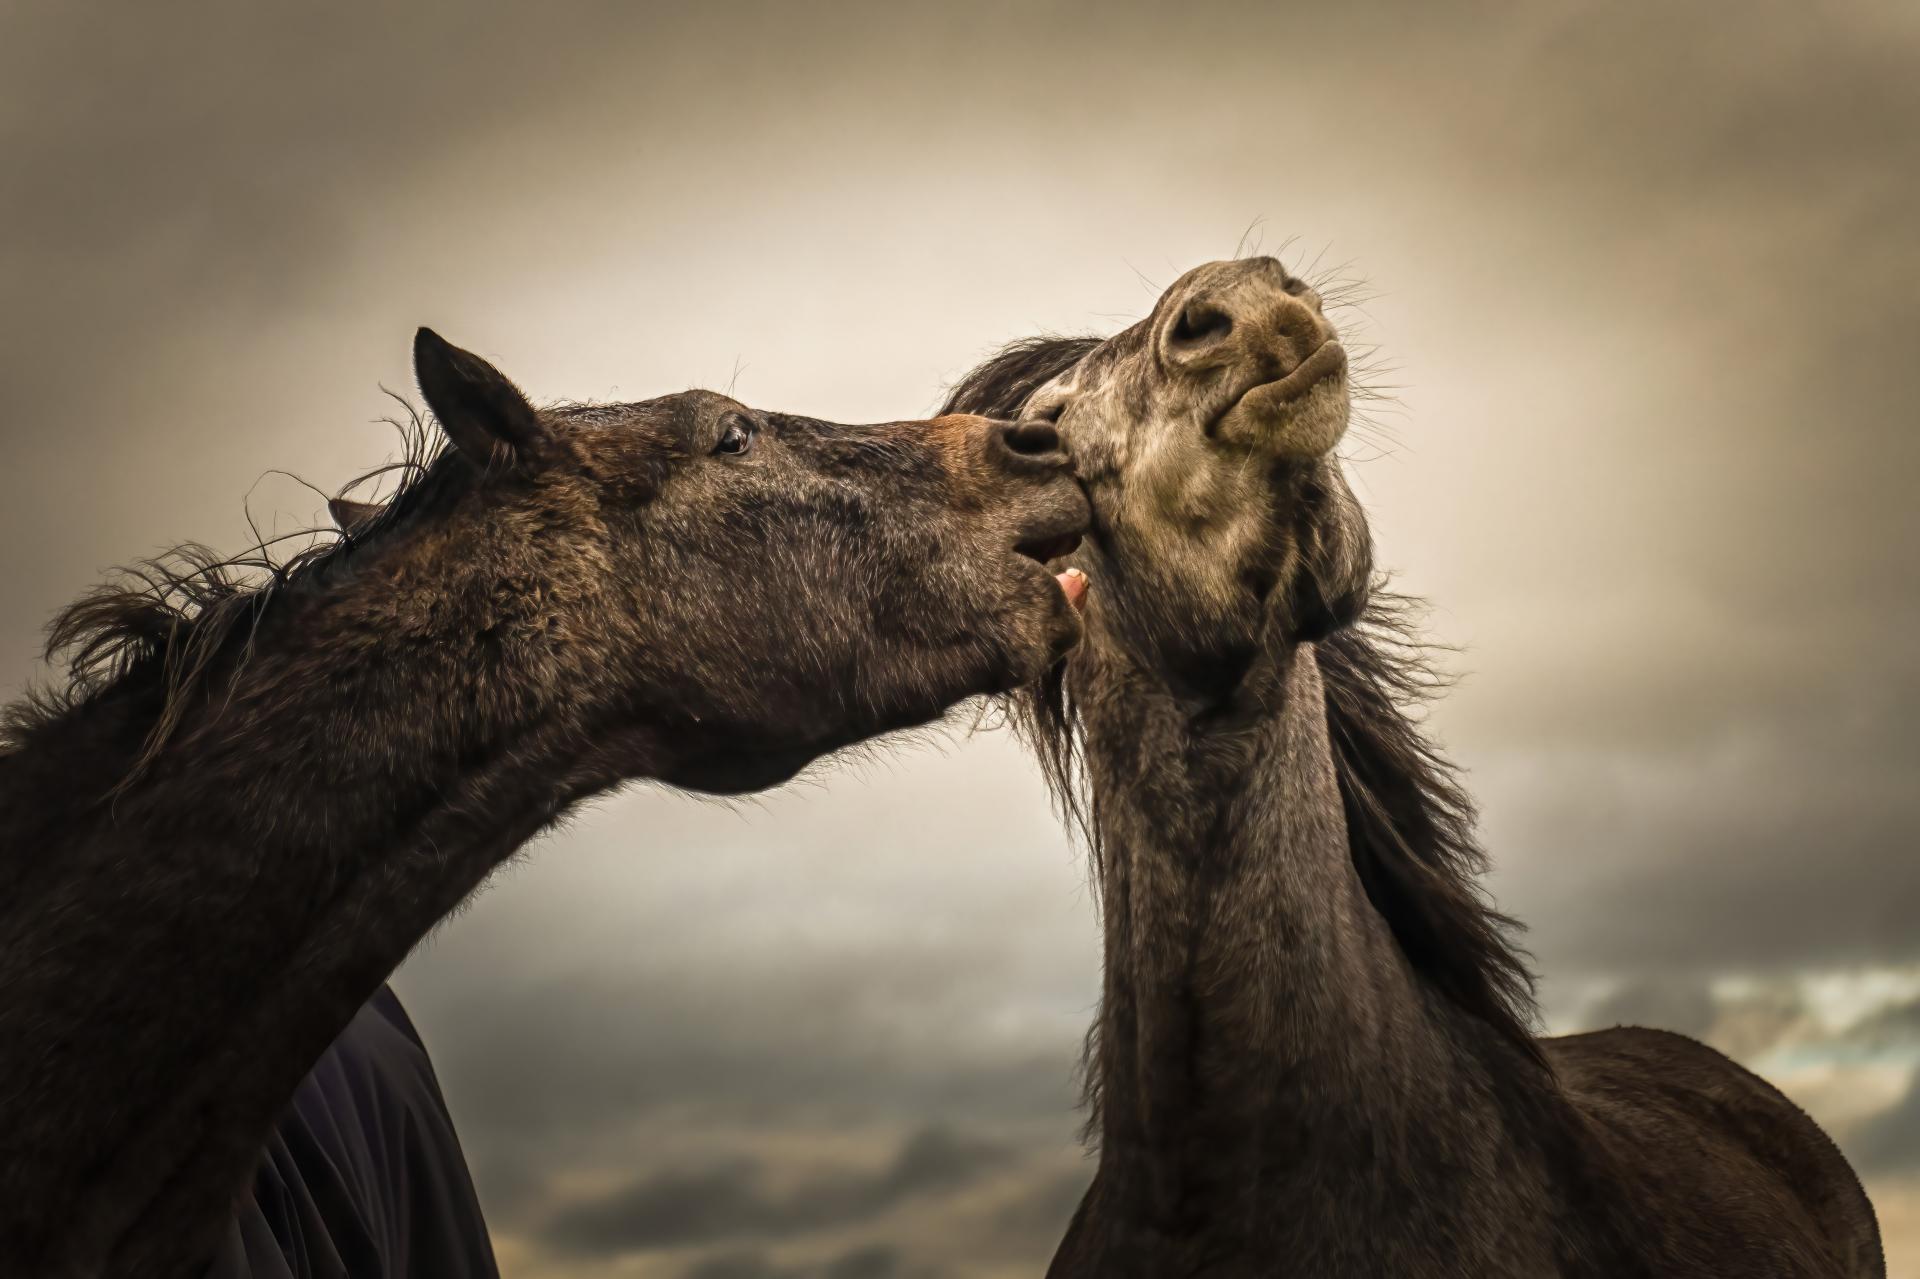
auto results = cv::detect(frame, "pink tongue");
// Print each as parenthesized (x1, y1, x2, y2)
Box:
(1056, 567, 1089, 610)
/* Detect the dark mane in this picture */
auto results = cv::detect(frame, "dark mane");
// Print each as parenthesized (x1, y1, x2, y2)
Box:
(1317, 593, 1540, 1055)
(941, 335, 1102, 422)
(1, 399, 460, 783)
(947, 337, 1540, 1059)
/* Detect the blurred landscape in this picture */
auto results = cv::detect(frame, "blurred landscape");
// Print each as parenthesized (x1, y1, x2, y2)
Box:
(3, 2, 1916, 1275)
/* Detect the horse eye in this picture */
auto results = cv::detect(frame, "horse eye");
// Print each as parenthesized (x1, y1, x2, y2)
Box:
(713, 417, 756, 456)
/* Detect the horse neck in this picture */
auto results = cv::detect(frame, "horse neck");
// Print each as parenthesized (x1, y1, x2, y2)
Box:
(1074, 634, 1505, 1231)
(0, 524, 643, 1275)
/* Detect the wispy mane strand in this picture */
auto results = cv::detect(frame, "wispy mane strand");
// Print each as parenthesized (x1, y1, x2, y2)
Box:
(2, 397, 454, 787)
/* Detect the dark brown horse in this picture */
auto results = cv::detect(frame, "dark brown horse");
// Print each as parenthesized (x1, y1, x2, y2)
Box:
(0, 329, 1089, 1277)
(946, 258, 1882, 1278)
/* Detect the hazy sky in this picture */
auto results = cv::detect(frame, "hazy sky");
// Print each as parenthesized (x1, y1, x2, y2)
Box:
(4, 2, 1917, 1275)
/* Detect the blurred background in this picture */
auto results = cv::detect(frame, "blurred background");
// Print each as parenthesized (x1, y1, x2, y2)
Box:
(4, 2, 1916, 1275)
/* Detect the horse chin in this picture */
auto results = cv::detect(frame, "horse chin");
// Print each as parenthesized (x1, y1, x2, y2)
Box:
(1213, 355, 1353, 460)
(1035, 572, 1091, 668)
(992, 556, 1090, 677)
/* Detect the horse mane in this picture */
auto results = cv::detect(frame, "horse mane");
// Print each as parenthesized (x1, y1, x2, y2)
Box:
(941, 335, 1102, 425)
(1, 399, 459, 785)
(1315, 594, 1540, 1056)
(945, 338, 1541, 1059)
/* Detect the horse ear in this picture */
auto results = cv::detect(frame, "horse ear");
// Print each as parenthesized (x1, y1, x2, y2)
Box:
(327, 497, 384, 533)
(413, 328, 555, 469)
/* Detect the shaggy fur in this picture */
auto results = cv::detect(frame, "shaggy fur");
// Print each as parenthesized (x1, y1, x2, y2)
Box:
(0, 329, 1088, 1277)
(947, 257, 1882, 1278)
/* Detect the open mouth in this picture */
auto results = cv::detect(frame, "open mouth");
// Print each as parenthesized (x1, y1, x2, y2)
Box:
(1014, 529, 1089, 611)
(1218, 340, 1349, 424)
(1016, 530, 1083, 563)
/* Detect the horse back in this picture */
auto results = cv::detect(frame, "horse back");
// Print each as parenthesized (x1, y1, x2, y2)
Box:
(1545, 1026, 1883, 1279)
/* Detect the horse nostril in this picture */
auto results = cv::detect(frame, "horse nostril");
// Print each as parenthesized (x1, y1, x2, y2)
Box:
(1000, 419, 1064, 459)
(1168, 301, 1233, 348)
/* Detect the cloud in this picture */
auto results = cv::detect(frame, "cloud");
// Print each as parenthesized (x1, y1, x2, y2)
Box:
(682, 1245, 942, 1279)
(1581, 979, 1720, 1041)
(544, 1161, 773, 1255)
(1853, 1082, 1920, 1174)
(1845, 999, 1920, 1055)
(1479, 712, 1920, 978)
(1563, 969, 1920, 1069)
(686, 1255, 792, 1279)
(413, 960, 1085, 1238)
(430, 964, 1077, 1137)
(1559, 970, 1920, 1177)
(541, 1127, 1014, 1256)
(1569, 975, 1813, 1064)
(991, 1168, 1092, 1246)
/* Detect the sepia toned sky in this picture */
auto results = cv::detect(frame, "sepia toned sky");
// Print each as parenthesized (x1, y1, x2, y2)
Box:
(4, 2, 1918, 1275)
